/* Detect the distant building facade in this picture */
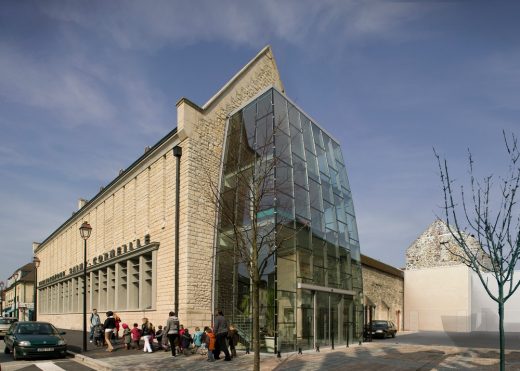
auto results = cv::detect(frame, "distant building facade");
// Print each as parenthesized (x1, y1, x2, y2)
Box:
(361, 255, 404, 330)
(404, 220, 520, 332)
(2, 263, 35, 321)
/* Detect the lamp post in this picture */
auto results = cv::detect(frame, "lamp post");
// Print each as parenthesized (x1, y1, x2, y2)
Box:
(33, 256, 40, 321)
(79, 221, 92, 352)
(0, 281, 4, 315)
(12, 272, 19, 320)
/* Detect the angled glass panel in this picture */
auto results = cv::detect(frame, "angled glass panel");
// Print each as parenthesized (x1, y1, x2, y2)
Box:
(337, 221, 349, 248)
(324, 201, 338, 232)
(316, 146, 329, 177)
(294, 185, 310, 219)
(276, 160, 293, 196)
(290, 124, 305, 160)
(308, 178, 322, 211)
(257, 90, 273, 119)
(322, 133, 337, 171)
(310, 207, 325, 238)
(312, 123, 324, 149)
(301, 116, 315, 154)
(243, 104, 256, 148)
(277, 192, 294, 222)
(293, 158, 307, 190)
(256, 115, 274, 152)
(332, 141, 344, 165)
(275, 131, 292, 165)
(274, 90, 290, 135)
(321, 176, 333, 205)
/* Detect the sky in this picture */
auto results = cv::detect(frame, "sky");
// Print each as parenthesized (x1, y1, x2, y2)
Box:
(1, 0, 519, 280)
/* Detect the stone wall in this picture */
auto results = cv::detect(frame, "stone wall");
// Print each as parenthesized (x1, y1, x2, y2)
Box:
(405, 219, 489, 270)
(361, 255, 404, 330)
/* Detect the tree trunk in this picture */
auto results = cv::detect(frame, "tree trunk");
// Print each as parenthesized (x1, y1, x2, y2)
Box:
(252, 277, 260, 371)
(498, 296, 505, 371)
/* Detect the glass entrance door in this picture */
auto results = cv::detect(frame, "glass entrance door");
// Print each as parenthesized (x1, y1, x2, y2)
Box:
(316, 291, 330, 346)
(314, 291, 347, 348)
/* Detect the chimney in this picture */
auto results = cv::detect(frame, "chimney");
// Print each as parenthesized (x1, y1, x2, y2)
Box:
(78, 198, 88, 210)
(144, 146, 151, 153)
(32, 242, 40, 252)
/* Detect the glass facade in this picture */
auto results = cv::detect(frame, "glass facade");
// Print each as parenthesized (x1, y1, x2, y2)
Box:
(215, 88, 363, 352)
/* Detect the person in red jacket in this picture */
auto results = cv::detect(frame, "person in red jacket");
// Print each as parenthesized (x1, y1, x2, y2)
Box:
(205, 328, 216, 362)
(114, 313, 121, 339)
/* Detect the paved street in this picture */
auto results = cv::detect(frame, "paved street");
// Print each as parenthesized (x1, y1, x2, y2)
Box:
(49, 330, 520, 370)
(396, 331, 520, 350)
(0, 340, 95, 371)
(4, 330, 520, 370)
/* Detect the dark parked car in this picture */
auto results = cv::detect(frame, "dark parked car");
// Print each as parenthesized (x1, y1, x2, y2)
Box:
(3, 321, 67, 360)
(368, 320, 397, 339)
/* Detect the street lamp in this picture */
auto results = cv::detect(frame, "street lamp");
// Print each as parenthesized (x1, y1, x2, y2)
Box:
(12, 272, 20, 320)
(33, 256, 40, 321)
(0, 281, 4, 315)
(79, 221, 92, 352)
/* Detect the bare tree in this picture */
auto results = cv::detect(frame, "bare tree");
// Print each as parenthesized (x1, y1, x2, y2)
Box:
(204, 105, 305, 371)
(435, 131, 520, 371)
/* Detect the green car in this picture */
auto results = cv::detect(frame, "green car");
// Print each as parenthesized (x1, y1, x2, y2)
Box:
(3, 321, 67, 360)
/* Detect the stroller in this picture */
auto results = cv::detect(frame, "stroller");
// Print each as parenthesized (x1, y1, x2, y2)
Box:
(93, 324, 104, 347)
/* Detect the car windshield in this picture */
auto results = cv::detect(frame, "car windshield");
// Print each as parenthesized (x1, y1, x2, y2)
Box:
(0, 318, 17, 325)
(371, 321, 388, 327)
(15, 323, 58, 335)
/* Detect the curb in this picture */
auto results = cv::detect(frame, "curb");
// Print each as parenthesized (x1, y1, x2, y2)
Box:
(67, 350, 113, 371)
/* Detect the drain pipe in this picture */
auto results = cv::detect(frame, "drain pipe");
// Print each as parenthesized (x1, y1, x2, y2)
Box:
(173, 146, 182, 315)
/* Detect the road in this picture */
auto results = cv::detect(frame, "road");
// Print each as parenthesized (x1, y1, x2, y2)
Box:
(0, 339, 95, 371)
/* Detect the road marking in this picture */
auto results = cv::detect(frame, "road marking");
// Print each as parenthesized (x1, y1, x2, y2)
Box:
(35, 362, 66, 371)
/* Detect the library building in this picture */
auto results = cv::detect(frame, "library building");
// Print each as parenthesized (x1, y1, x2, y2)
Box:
(34, 46, 365, 352)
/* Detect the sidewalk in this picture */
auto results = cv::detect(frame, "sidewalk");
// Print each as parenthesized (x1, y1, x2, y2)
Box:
(61, 329, 520, 370)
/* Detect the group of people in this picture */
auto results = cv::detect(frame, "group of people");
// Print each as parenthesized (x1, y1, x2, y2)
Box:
(89, 308, 239, 361)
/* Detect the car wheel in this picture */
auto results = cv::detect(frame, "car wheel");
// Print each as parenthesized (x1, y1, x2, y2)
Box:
(13, 347, 19, 360)
(4, 345, 10, 354)
(392, 332, 396, 338)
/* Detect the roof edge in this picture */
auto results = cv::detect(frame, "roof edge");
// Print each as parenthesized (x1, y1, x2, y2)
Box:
(361, 254, 404, 278)
(202, 45, 275, 111)
(175, 97, 203, 112)
(35, 127, 179, 254)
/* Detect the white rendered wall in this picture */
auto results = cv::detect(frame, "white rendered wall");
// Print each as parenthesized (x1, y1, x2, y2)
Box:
(404, 265, 471, 332)
(471, 271, 520, 332)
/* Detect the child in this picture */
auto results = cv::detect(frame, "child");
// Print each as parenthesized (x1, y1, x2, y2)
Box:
(193, 327, 203, 354)
(155, 325, 164, 351)
(122, 323, 131, 350)
(182, 328, 192, 356)
(131, 323, 141, 349)
(198, 327, 208, 355)
(178, 325, 185, 353)
(93, 323, 104, 347)
(141, 317, 154, 353)
(205, 328, 215, 362)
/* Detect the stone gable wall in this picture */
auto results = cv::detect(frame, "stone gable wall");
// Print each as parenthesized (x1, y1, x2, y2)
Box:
(177, 49, 283, 327)
(406, 220, 486, 270)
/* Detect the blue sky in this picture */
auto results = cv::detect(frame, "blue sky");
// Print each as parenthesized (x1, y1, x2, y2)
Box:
(1, 1, 519, 279)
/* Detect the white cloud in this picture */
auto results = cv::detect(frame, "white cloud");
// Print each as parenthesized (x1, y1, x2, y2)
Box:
(38, 0, 438, 51)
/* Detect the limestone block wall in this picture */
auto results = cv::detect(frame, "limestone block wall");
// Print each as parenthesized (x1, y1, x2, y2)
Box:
(35, 132, 178, 330)
(176, 46, 284, 328)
